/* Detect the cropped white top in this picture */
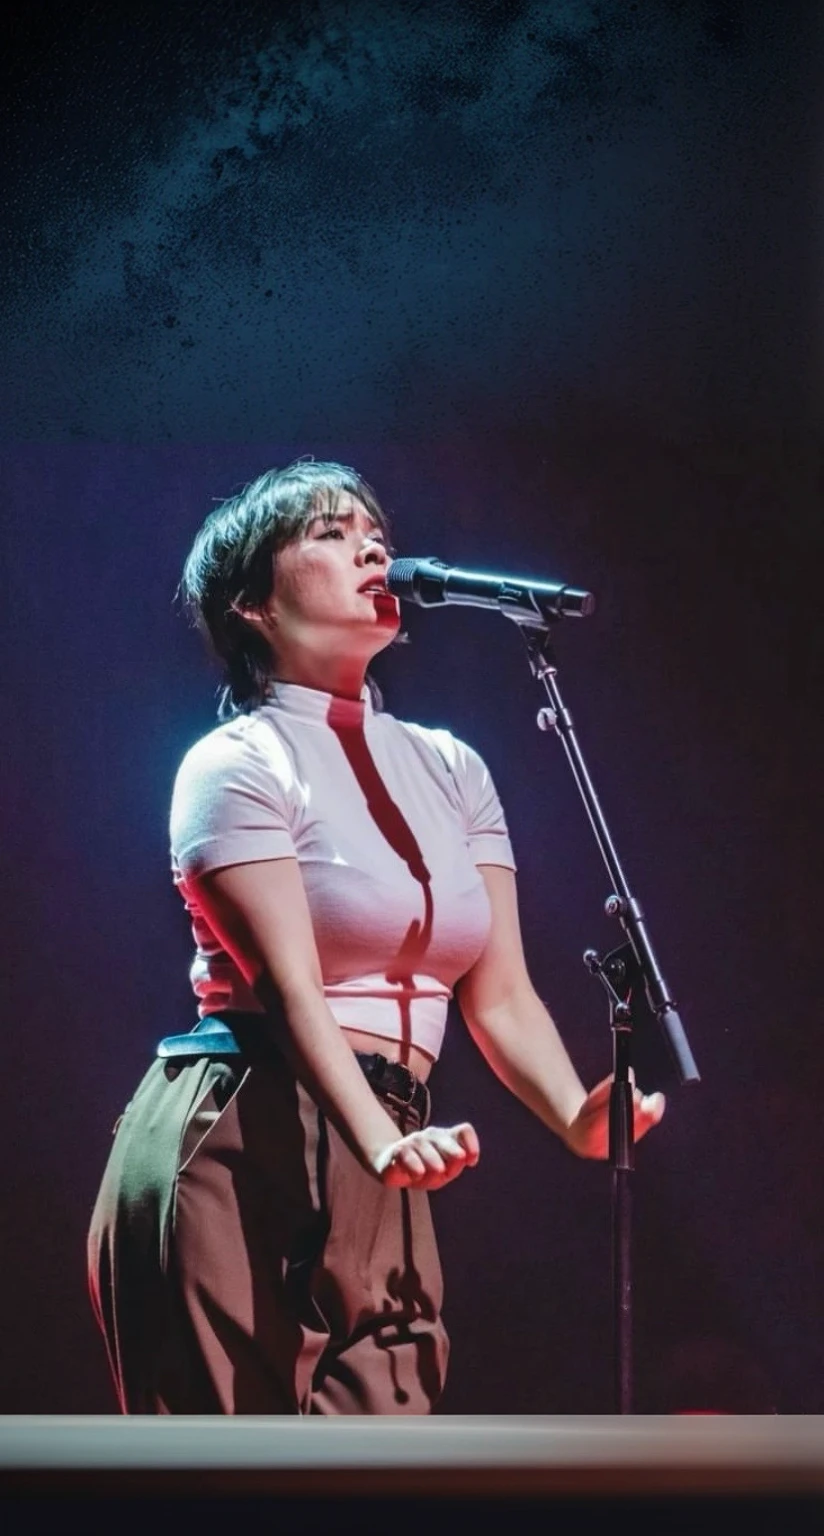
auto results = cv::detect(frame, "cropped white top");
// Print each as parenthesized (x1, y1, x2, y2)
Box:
(170, 682, 516, 1061)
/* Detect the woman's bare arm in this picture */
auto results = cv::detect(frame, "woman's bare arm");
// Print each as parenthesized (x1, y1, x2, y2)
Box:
(191, 857, 480, 1186)
(456, 865, 664, 1158)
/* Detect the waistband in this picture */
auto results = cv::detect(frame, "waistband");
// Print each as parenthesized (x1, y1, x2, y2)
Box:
(156, 1014, 431, 1127)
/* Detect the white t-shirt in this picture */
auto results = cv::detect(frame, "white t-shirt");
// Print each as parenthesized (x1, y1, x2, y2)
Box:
(170, 681, 516, 1061)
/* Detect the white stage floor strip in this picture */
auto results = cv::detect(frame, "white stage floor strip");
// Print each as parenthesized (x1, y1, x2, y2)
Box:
(0, 1415, 822, 1496)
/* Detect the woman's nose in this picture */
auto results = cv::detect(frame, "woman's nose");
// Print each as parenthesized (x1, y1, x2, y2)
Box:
(360, 537, 388, 565)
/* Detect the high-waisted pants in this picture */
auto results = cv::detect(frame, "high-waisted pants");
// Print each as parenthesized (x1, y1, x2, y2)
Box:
(87, 1049, 449, 1414)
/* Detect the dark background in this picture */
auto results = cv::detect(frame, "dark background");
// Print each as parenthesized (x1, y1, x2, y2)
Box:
(1, 0, 821, 1414)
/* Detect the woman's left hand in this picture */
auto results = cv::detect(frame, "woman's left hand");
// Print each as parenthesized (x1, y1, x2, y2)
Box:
(563, 1073, 666, 1160)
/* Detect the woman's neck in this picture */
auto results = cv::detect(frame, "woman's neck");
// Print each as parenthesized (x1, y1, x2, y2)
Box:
(271, 659, 367, 701)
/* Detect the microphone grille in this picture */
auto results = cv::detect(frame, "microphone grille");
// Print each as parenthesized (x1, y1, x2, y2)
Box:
(386, 556, 426, 595)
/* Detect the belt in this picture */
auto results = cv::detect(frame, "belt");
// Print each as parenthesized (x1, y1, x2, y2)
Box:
(156, 1016, 430, 1126)
(354, 1051, 430, 1125)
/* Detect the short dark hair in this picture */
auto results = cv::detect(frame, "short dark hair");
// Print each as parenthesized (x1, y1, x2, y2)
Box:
(179, 458, 391, 718)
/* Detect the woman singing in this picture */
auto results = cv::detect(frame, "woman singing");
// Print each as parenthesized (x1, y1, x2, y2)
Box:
(87, 458, 664, 1414)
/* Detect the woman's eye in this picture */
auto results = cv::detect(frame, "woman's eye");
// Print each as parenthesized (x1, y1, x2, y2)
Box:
(318, 527, 345, 539)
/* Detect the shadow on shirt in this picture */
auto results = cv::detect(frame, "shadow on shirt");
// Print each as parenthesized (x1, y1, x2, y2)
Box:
(328, 697, 435, 1070)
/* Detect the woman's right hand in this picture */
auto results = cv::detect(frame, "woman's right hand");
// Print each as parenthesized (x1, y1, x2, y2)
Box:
(372, 1122, 480, 1189)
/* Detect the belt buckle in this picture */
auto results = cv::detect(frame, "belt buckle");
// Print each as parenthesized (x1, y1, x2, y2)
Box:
(396, 1061, 418, 1105)
(385, 1065, 421, 1116)
(363, 1053, 423, 1118)
(367, 1053, 413, 1106)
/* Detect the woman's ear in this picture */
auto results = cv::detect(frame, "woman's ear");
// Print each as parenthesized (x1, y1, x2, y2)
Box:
(230, 599, 273, 633)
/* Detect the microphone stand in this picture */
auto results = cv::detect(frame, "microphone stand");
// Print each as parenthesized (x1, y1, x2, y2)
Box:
(516, 619, 700, 1415)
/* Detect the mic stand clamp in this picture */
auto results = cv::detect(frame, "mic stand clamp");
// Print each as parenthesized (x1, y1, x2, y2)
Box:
(584, 943, 636, 1173)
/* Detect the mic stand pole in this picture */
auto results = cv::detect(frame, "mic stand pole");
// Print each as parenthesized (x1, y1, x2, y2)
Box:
(516, 620, 700, 1415)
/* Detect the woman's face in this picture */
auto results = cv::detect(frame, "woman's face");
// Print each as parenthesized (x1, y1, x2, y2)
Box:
(258, 493, 401, 682)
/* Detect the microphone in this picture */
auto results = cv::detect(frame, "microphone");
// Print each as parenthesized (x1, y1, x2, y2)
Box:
(386, 556, 595, 626)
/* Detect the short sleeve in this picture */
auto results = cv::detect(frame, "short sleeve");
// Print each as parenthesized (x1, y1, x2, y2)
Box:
(170, 719, 299, 880)
(429, 729, 517, 870)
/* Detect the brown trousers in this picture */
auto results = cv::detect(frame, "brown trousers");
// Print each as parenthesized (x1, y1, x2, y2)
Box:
(87, 1052, 449, 1414)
